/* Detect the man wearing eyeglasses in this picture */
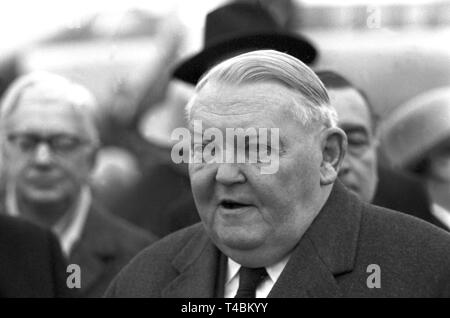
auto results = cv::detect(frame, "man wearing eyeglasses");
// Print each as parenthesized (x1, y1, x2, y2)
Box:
(0, 72, 156, 297)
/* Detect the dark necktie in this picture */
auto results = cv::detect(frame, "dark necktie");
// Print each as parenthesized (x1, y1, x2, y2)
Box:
(234, 267, 268, 298)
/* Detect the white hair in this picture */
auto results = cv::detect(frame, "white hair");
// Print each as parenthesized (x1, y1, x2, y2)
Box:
(185, 50, 337, 128)
(0, 71, 100, 143)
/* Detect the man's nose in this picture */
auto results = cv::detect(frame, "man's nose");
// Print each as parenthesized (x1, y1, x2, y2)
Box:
(33, 143, 53, 166)
(215, 163, 246, 185)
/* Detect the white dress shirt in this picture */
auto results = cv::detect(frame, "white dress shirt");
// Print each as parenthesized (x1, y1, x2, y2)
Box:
(224, 254, 291, 298)
(6, 185, 92, 256)
(431, 203, 450, 231)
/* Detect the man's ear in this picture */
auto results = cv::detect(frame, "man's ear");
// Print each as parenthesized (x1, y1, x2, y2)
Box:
(320, 127, 347, 186)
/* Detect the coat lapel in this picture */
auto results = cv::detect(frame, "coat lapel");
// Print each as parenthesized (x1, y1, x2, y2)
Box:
(268, 235, 342, 298)
(162, 225, 223, 297)
(69, 205, 118, 293)
(269, 181, 362, 298)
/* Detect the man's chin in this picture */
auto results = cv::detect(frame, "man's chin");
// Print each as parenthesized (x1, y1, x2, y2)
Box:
(214, 226, 266, 251)
(21, 188, 66, 204)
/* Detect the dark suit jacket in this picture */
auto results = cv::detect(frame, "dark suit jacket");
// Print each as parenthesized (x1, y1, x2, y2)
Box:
(105, 181, 450, 297)
(69, 204, 157, 297)
(373, 166, 447, 230)
(0, 215, 71, 297)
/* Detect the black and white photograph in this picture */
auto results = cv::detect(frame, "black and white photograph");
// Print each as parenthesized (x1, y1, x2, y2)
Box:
(0, 0, 449, 301)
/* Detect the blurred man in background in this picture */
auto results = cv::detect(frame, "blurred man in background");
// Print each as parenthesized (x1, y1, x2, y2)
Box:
(0, 72, 156, 297)
(380, 87, 450, 231)
(0, 208, 71, 297)
(316, 70, 433, 224)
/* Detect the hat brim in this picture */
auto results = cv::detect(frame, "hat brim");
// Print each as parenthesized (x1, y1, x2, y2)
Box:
(404, 135, 450, 175)
(173, 32, 318, 85)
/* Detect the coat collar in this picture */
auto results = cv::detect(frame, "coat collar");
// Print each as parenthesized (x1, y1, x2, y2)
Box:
(163, 181, 363, 298)
(162, 225, 222, 297)
(304, 180, 362, 276)
(269, 181, 362, 297)
(69, 204, 119, 293)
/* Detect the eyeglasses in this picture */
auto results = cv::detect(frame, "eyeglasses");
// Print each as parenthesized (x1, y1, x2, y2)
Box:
(6, 133, 93, 156)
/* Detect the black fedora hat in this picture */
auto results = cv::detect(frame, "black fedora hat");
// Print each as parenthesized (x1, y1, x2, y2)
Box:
(173, 2, 317, 85)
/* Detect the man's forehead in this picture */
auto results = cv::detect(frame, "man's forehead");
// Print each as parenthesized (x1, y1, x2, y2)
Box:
(192, 81, 296, 116)
(19, 84, 72, 104)
(15, 98, 83, 121)
(329, 88, 372, 129)
(7, 95, 92, 136)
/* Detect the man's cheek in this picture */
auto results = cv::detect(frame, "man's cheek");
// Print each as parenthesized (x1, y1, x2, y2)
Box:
(64, 159, 88, 175)
(191, 174, 213, 204)
(360, 150, 377, 170)
(7, 163, 26, 180)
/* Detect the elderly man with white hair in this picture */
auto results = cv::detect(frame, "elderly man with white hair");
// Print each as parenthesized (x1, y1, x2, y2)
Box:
(381, 87, 450, 232)
(0, 72, 156, 297)
(106, 50, 450, 298)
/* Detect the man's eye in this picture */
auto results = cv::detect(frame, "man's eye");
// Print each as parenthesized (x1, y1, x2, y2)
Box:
(193, 142, 210, 153)
(52, 137, 81, 151)
(191, 143, 206, 162)
(203, 142, 218, 163)
(347, 134, 369, 147)
(346, 132, 373, 157)
(348, 139, 367, 147)
(192, 143, 202, 152)
(257, 143, 272, 154)
(255, 144, 273, 163)
(15, 137, 37, 151)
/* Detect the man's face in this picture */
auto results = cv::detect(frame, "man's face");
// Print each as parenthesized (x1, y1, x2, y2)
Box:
(189, 82, 327, 266)
(2, 88, 97, 205)
(331, 88, 378, 202)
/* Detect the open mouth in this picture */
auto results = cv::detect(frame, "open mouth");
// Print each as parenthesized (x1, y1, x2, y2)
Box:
(26, 177, 60, 188)
(219, 200, 251, 209)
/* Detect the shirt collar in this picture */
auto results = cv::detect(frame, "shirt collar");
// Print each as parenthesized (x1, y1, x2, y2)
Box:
(226, 253, 291, 285)
(6, 184, 92, 256)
